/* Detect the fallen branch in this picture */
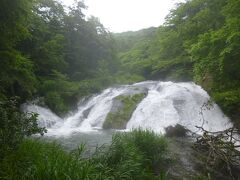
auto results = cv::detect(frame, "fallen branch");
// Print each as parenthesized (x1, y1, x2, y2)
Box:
(193, 126, 240, 178)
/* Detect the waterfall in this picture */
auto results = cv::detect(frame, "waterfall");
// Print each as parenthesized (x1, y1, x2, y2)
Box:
(22, 104, 62, 128)
(23, 81, 232, 136)
(126, 82, 231, 133)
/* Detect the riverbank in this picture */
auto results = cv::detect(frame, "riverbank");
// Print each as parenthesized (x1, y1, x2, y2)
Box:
(2, 129, 239, 179)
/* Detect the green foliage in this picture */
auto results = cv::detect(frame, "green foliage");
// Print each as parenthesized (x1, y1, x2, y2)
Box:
(0, 51, 37, 99)
(120, 129, 169, 171)
(114, 27, 157, 53)
(0, 0, 36, 100)
(95, 129, 169, 178)
(39, 70, 119, 115)
(63, 5, 117, 81)
(0, 0, 121, 116)
(113, 73, 145, 84)
(103, 93, 146, 129)
(189, 0, 240, 123)
(213, 89, 240, 126)
(1, 130, 170, 179)
(0, 0, 32, 49)
(44, 91, 68, 114)
(0, 98, 46, 160)
(39, 70, 80, 114)
(114, 28, 157, 79)
(0, 140, 94, 180)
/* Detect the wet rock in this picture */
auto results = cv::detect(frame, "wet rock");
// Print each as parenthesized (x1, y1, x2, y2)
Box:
(124, 86, 148, 95)
(109, 99, 124, 113)
(82, 106, 93, 119)
(166, 137, 203, 179)
(165, 124, 189, 137)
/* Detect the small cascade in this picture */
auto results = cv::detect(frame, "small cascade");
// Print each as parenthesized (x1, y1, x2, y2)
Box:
(23, 81, 232, 136)
(22, 104, 62, 128)
(47, 87, 127, 135)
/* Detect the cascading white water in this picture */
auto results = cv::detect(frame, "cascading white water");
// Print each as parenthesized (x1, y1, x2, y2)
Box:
(126, 82, 231, 133)
(22, 104, 62, 128)
(46, 87, 127, 135)
(23, 81, 232, 136)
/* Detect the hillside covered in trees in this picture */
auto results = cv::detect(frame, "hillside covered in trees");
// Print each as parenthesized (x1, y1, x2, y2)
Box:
(0, 0, 240, 179)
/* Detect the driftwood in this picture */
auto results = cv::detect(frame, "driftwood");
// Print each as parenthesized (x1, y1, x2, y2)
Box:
(193, 126, 240, 178)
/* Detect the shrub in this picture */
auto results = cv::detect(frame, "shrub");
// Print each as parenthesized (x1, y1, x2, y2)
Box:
(0, 98, 46, 160)
(213, 89, 240, 127)
(0, 140, 96, 179)
(94, 129, 170, 177)
(213, 89, 240, 115)
(45, 91, 68, 115)
(122, 129, 169, 172)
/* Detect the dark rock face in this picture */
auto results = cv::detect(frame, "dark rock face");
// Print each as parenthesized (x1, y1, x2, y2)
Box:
(165, 124, 189, 137)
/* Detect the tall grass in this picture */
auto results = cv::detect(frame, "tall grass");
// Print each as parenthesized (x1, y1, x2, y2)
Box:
(94, 129, 169, 176)
(1, 140, 96, 179)
(0, 129, 170, 179)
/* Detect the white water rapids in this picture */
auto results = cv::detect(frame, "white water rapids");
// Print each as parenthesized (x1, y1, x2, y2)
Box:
(23, 81, 232, 136)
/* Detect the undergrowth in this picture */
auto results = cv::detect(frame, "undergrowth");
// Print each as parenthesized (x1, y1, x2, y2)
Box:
(0, 129, 170, 180)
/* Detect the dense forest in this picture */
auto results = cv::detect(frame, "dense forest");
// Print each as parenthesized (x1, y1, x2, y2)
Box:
(0, 0, 240, 179)
(0, 0, 122, 115)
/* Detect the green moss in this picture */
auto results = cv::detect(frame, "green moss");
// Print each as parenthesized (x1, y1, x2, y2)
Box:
(103, 93, 146, 129)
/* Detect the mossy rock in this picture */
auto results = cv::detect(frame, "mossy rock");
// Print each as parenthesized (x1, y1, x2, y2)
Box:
(103, 93, 146, 129)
